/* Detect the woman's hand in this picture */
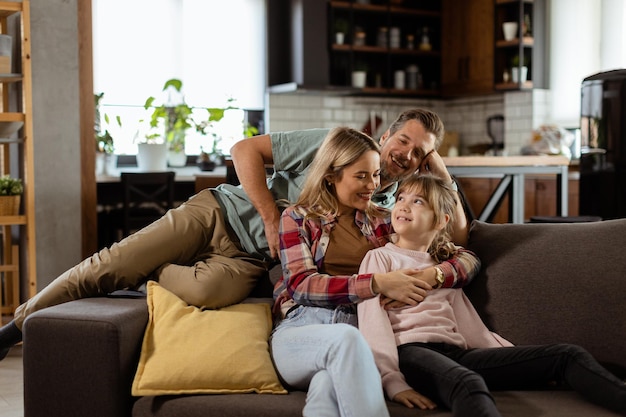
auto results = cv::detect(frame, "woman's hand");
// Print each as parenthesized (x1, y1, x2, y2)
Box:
(393, 389, 437, 410)
(372, 269, 432, 306)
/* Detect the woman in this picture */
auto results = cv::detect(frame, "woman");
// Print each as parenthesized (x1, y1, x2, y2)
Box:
(358, 174, 626, 417)
(270, 127, 480, 417)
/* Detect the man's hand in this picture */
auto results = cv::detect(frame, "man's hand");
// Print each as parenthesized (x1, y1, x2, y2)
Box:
(264, 216, 281, 259)
(419, 150, 468, 246)
(393, 389, 437, 410)
(231, 134, 283, 259)
(420, 150, 452, 183)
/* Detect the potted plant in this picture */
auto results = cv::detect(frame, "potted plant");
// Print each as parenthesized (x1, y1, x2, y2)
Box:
(333, 18, 349, 45)
(351, 61, 368, 88)
(143, 78, 231, 168)
(511, 54, 529, 84)
(94, 92, 121, 175)
(0, 174, 23, 216)
(196, 119, 259, 171)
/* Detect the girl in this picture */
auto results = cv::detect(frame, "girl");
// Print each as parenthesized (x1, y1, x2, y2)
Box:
(358, 174, 626, 417)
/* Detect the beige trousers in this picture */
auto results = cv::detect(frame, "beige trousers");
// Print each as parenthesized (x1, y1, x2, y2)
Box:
(14, 190, 268, 328)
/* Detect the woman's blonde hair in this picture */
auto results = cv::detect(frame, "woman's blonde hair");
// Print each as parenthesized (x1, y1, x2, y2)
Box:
(296, 127, 382, 219)
(396, 174, 457, 262)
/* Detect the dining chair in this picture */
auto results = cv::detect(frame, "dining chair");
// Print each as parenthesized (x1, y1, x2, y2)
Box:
(120, 171, 175, 237)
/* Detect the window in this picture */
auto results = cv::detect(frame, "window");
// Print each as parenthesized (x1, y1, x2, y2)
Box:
(92, 0, 266, 156)
(549, 0, 626, 127)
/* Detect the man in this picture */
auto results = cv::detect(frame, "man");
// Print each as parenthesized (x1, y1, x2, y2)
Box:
(0, 108, 466, 360)
(231, 109, 466, 258)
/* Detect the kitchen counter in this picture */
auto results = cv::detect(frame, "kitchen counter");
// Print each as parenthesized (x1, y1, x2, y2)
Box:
(96, 165, 227, 183)
(442, 155, 570, 223)
(442, 155, 570, 167)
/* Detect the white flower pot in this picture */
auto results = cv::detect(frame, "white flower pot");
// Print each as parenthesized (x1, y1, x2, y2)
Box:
(335, 32, 345, 45)
(95, 152, 105, 175)
(502, 22, 518, 41)
(95, 153, 118, 176)
(511, 66, 528, 84)
(137, 143, 168, 171)
(351, 71, 367, 88)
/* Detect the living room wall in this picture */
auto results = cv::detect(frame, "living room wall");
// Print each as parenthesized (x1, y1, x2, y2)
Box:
(28, 0, 84, 296)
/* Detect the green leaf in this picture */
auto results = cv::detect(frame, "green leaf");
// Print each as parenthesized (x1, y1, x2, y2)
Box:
(207, 108, 225, 122)
(163, 78, 183, 92)
(0, 175, 23, 195)
(144, 96, 156, 109)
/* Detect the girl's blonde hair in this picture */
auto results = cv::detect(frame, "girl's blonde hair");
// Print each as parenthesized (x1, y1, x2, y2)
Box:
(296, 127, 382, 219)
(396, 174, 457, 262)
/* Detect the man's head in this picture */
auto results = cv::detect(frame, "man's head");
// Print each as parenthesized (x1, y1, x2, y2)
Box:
(378, 108, 445, 186)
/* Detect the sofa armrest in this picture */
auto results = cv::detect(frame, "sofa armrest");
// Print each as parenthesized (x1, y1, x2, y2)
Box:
(23, 297, 148, 417)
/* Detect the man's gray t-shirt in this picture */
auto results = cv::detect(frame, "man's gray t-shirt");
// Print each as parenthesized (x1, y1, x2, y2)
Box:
(212, 128, 396, 262)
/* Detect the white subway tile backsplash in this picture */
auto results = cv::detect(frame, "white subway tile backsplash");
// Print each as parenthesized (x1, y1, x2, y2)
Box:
(320, 109, 334, 121)
(268, 89, 550, 156)
(322, 96, 344, 108)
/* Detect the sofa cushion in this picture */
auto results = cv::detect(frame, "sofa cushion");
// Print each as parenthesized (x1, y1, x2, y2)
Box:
(131, 282, 286, 396)
(132, 390, 623, 417)
(466, 219, 626, 378)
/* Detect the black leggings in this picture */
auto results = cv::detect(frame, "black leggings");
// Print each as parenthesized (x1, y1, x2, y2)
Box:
(398, 342, 626, 417)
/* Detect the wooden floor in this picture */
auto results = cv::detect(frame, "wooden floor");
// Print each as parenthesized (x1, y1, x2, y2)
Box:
(0, 343, 23, 417)
(0, 314, 23, 417)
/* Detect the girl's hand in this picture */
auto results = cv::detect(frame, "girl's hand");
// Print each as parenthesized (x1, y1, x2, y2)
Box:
(372, 269, 432, 306)
(380, 296, 412, 310)
(393, 389, 437, 410)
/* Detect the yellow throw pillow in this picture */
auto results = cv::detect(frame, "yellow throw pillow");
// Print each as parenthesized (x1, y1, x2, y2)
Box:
(132, 281, 286, 396)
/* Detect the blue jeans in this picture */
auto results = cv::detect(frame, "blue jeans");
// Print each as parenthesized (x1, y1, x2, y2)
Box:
(398, 342, 626, 417)
(271, 305, 389, 417)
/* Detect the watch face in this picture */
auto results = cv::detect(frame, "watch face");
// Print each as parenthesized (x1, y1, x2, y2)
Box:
(435, 268, 445, 288)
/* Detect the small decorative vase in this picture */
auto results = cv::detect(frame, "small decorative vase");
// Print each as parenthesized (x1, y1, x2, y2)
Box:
(197, 160, 216, 172)
(167, 149, 187, 167)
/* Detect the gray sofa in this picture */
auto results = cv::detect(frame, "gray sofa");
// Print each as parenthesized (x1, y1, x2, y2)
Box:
(23, 219, 626, 417)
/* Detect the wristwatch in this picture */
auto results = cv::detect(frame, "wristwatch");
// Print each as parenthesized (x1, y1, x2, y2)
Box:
(433, 267, 445, 289)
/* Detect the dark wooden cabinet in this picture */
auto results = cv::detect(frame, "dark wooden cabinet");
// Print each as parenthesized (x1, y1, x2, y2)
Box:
(327, 0, 442, 97)
(267, 0, 443, 97)
(267, 0, 330, 90)
(494, 0, 547, 91)
(441, 0, 494, 96)
(267, 0, 545, 97)
(528, 176, 580, 219)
